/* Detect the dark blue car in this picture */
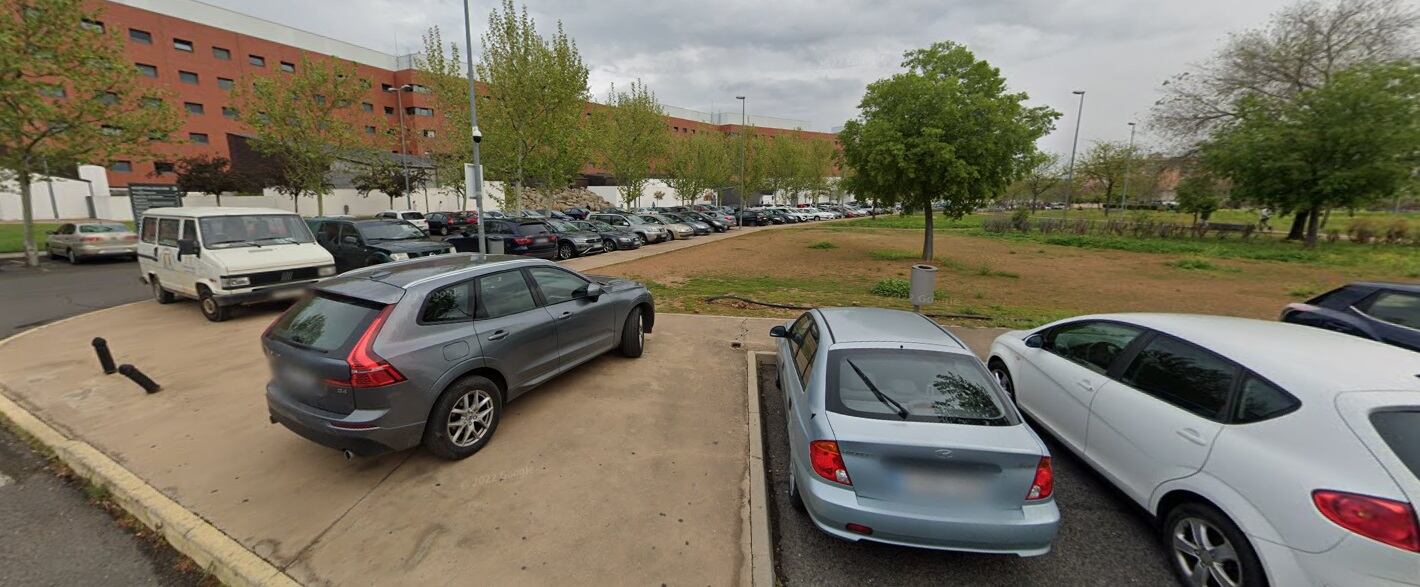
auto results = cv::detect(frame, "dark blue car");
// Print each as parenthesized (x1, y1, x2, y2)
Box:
(1281, 282, 1420, 352)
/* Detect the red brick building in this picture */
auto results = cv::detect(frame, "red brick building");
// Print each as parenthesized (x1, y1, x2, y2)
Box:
(89, 0, 837, 189)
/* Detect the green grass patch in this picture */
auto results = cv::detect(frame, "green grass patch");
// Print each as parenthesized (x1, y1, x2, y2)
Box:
(0, 223, 62, 254)
(869, 249, 920, 261)
(1288, 285, 1321, 298)
(807, 241, 837, 250)
(1165, 257, 1241, 272)
(871, 278, 911, 298)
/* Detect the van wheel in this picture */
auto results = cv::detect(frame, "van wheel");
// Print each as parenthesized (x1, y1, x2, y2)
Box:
(619, 307, 645, 358)
(198, 286, 230, 322)
(1164, 502, 1266, 587)
(423, 376, 503, 460)
(151, 277, 176, 304)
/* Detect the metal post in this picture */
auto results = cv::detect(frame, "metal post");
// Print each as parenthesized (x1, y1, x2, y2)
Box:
(463, 0, 486, 261)
(1120, 122, 1136, 214)
(1062, 90, 1085, 221)
(43, 157, 58, 220)
(389, 86, 412, 209)
(736, 95, 746, 225)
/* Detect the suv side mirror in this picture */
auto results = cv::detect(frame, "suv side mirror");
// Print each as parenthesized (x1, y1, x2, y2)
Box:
(177, 238, 200, 259)
(1024, 333, 1044, 349)
(584, 283, 604, 300)
(342, 235, 359, 246)
(769, 325, 788, 338)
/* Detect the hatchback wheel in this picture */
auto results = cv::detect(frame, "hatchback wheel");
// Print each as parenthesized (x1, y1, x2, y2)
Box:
(988, 359, 1016, 403)
(619, 307, 645, 358)
(1165, 503, 1266, 587)
(424, 376, 503, 460)
(637, 234, 648, 246)
(603, 238, 617, 252)
(557, 241, 575, 260)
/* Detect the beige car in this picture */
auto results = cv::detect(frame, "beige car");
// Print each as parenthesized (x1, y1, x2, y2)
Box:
(46, 221, 138, 263)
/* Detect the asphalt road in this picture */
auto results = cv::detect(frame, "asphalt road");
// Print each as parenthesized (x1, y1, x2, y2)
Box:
(0, 257, 149, 339)
(756, 355, 1179, 586)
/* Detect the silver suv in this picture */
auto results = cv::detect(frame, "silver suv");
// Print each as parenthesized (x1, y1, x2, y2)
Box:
(588, 213, 670, 244)
(263, 254, 655, 460)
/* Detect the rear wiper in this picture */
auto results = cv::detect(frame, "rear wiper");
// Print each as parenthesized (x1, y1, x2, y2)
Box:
(845, 359, 909, 419)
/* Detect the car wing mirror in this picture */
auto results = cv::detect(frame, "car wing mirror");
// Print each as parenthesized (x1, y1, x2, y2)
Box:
(585, 283, 604, 300)
(769, 325, 788, 338)
(342, 235, 359, 245)
(1024, 333, 1044, 349)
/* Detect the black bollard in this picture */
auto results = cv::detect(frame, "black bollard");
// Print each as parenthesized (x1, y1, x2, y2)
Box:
(117, 364, 161, 394)
(92, 337, 117, 374)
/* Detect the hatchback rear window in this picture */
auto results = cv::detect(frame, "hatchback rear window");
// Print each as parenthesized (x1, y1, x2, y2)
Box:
(267, 294, 381, 353)
(1370, 410, 1420, 479)
(514, 223, 550, 236)
(825, 349, 1015, 426)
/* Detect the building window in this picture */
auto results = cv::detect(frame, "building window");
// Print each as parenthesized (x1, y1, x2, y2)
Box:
(222, 106, 238, 119)
(406, 107, 433, 117)
(365, 125, 376, 135)
(39, 84, 66, 98)
(98, 92, 119, 105)
(212, 46, 231, 60)
(361, 102, 373, 112)
(136, 63, 157, 78)
(100, 125, 122, 136)
(409, 84, 432, 94)
(217, 77, 234, 90)
(184, 102, 204, 115)
(173, 38, 194, 52)
(179, 71, 199, 85)
(249, 54, 265, 67)
(129, 29, 152, 44)
(141, 96, 162, 109)
(313, 94, 326, 105)
(80, 19, 104, 33)
(110, 161, 132, 172)
(153, 162, 175, 175)
(279, 61, 295, 73)
(189, 133, 209, 144)
(421, 129, 436, 138)
(380, 83, 393, 92)
(384, 106, 394, 115)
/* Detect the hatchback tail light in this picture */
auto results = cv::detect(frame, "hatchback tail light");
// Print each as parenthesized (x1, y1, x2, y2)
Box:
(81, 236, 103, 243)
(809, 440, 852, 486)
(1026, 456, 1054, 501)
(337, 305, 404, 388)
(1313, 490, 1419, 552)
(511, 236, 532, 246)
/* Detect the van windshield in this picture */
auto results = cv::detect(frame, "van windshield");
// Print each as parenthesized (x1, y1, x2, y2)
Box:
(200, 215, 315, 249)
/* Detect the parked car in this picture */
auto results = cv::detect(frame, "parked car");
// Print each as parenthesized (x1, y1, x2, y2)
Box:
(739, 210, 771, 226)
(445, 219, 559, 259)
(45, 221, 138, 263)
(1281, 282, 1420, 352)
(309, 218, 453, 273)
(588, 213, 669, 244)
(374, 210, 428, 231)
(263, 255, 656, 460)
(639, 214, 696, 240)
(482, 210, 506, 219)
(572, 220, 642, 252)
(138, 207, 336, 322)
(533, 209, 572, 220)
(563, 207, 591, 220)
(684, 210, 729, 232)
(425, 212, 472, 236)
(757, 208, 790, 224)
(988, 313, 1420, 586)
(772, 308, 1059, 555)
(661, 212, 712, 235)
(542, 219, 605, 259)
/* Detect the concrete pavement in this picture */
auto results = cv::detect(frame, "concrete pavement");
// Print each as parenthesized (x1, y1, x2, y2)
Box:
(0, 257, 148, 338)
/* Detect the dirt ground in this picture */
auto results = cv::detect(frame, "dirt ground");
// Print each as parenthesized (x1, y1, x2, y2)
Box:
(594, 225, 1372, 327)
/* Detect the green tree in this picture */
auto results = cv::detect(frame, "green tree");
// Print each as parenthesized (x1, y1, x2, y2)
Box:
(1174, 173, 1224, 223)
(415, 26, 473, 208)
(1202, 62, 1420, 247)
(476, 0, 589, 210)
(1078, 140, 1137, 215)
(839, 42, 1059, 259)
(734, 129, 769, 207)
(761, 135, 806, 203)
(592, 80, 670, 209)
(173, 155, 254, 206)
(664, 132, 732, 205)
(235, 56, 366, 215)
(796, 138, 837, 203)
(1008, 151, 1062, 210)
(1, 0, 181, 266)
(351, 157, 431, 209)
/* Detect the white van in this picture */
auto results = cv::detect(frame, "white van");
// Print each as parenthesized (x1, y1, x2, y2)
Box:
(137, 207, 336, 322)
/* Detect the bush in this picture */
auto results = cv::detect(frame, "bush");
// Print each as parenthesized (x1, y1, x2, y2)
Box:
(1348, 218, 1379, 244)
(1326, 229, 1341, 243)
(1384, 219, 1410, 244)
(871, 278, 911, 298)
(807, 241, 837, 249)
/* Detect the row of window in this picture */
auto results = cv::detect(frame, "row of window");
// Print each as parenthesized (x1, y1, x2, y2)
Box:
(420, 266, 594, 323)
(129, 63, 434, 120)
(122, 24, 297, 71)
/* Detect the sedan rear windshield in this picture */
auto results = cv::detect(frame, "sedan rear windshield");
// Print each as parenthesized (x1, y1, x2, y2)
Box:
(826, 349, 1016, 426)
(267, 293, 382, 353)
(1370, 410, 1420, 479)
(80, 223, 130, 233)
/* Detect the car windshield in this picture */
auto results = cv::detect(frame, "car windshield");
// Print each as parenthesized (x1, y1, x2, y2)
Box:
(587, 221, 616, 231)
(1370, 410, 1420, 479)
(546, 220, 579, 232)
(80, 223, 130, 233)
(200, 214, 315, 248)
(826, 349, 1014, 426)
(359, 221, 426, 241)
(638, 215, 664, 225)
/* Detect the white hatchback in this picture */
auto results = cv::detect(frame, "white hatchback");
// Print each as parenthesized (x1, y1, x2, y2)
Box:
(375, 210, 428, 231)
(988, 314, 1420, 587)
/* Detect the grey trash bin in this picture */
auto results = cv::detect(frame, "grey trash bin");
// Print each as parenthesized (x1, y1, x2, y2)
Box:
(910, 264, 938, 307)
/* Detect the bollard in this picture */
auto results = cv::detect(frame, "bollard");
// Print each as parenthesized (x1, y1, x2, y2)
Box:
(91, 337, 117, 374)
(117, 364, 161, 394)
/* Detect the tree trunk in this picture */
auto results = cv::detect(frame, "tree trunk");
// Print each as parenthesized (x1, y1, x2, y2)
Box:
(19, 172, 39, 267)
(1286, 210, 1309, 240)
(316, 193, 325, 216)
(292, 193, 300, 215)
(922, 203, 935, 260)
(1304, 205, 1321, 249)
(216, 193, 223, 207)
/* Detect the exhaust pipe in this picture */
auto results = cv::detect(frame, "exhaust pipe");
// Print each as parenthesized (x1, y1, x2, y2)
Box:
(342, 450, 354, 461)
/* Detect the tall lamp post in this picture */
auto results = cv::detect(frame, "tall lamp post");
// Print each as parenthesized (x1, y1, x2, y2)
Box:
(736, 95, 746, 225)
(1120, 121, 1137, 213)
(462, 0, 487, 260)
(1062, 90, 1086, 221)
(384, 84, 413, 209)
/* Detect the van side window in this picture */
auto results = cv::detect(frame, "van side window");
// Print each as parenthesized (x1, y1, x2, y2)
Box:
(157, 218, 180, 246)
(141, 218, 157, 243)
(181, 219, 197, 242)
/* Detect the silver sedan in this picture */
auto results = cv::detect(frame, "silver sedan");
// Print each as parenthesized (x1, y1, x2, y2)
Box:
(771, 307, 1060, 555)
(45, 221, 138, 263)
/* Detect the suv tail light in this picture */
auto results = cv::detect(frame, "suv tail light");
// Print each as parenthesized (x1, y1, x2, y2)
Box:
(337, 305, 405, 388)
(1313, 490, 1420, 552)
(512, 236, 532, 246)
(1026, 456, 1054, 501)
(809, 440, 852, 486)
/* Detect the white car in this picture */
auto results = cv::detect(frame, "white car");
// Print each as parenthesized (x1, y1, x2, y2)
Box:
(375, 210, 428, 231)
(988, 314, 1420, 587)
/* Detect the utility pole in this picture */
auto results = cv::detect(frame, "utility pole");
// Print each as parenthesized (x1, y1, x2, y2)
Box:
(386, 85, 413, 209)
(463, 0, 486, 260)
(1062, 90, 1085, 221)
(736, 95, 746, 226)
(1120, 121, 1136, 213)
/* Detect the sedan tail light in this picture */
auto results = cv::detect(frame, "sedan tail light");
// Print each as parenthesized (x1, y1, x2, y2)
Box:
(1313, 490, 1420, 552)
(81, 236, 103, 243)
(334, 305, 404, 388)
(1026, 456, 1054, 501)
(809, 440, 852, 486)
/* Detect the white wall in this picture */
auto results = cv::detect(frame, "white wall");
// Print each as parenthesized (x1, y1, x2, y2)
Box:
(1, 165, 109, 221)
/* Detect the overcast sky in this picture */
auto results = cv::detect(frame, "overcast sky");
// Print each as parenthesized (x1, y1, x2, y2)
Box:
(206, 0, 1295, 154)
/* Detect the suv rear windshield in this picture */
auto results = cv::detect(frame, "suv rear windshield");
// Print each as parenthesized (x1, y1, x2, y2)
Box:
(1370, 410, 1420, 479)
(267, 294, 381, 353)
(825, 349, 1016, 426)
(514, 222, 551, 236)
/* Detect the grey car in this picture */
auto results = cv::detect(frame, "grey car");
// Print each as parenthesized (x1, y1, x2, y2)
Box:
(588, 213, 669, 244)
(662, 212, 713, 235)
(638, 214, 696, 240)
(263, 254, 655, 460)
(771, 307, 1060, 555)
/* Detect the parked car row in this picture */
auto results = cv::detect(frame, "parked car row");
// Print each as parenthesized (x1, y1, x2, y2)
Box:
(773, 306, 1420, 587)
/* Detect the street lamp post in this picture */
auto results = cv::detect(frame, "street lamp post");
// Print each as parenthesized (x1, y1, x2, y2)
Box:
(736, 95, 746, 226)
(1120, 121, 1137, 214)
(1062, 90, 1086, 221)
(384, 84, 413, 209)
(462, 0, 487, 260)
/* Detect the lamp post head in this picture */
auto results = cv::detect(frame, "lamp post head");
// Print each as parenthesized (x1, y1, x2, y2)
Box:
(1128, 121, 1136, 127)
(735, 96, 745, 100)
(1072, 90, 1085, 95)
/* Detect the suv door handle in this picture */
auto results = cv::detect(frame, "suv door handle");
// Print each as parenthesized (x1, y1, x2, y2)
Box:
(555, 311, 573, 320)
(1176, 427, 1207, 446)
(486, 329, 509, 341)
